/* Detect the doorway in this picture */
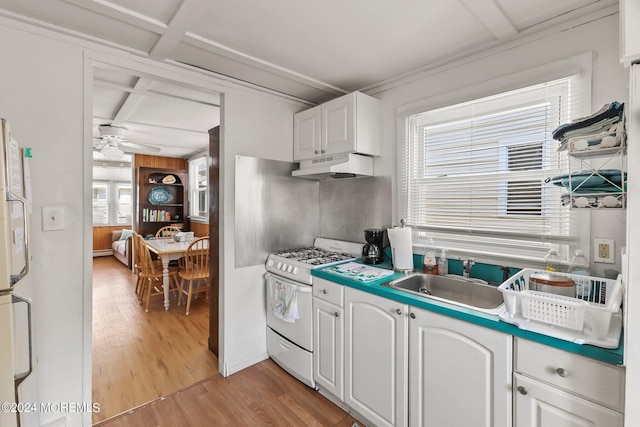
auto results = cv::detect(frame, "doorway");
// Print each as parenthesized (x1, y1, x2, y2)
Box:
(88, 59, 222, 423)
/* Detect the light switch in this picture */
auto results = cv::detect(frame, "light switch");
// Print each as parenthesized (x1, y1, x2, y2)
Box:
(42, 206, 64, 231)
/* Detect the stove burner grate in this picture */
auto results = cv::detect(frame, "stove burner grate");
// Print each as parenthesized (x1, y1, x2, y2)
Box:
(273, 247, 354, 266)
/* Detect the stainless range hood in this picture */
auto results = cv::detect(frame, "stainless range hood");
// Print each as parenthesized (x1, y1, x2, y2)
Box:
(292, 153, 374, 180)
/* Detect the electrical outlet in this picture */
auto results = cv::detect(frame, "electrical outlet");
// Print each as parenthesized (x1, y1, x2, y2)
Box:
(594, 238, 614, 264)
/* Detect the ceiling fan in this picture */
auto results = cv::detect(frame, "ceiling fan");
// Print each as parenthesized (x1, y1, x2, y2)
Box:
(93, 124, 161, 159)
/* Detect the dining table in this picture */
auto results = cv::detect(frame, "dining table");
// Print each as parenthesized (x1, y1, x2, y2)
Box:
(144, 237, 193, 310)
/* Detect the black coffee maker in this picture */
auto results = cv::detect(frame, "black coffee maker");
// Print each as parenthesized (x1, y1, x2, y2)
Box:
(362, 229, 386, 264)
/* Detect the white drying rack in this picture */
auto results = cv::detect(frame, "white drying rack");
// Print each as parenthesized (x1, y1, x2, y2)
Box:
(498, 269, 622, 348)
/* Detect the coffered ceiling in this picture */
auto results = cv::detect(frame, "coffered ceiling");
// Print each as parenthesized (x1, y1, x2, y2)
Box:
(0, 0, 619, 158)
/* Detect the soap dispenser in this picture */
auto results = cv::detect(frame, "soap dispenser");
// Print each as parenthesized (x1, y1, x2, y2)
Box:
(437, 250, 448, 276)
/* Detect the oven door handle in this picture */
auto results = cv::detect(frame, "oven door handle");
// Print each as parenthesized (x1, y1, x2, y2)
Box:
(293, 285, 312, 293)
(265, 272, 312, 293)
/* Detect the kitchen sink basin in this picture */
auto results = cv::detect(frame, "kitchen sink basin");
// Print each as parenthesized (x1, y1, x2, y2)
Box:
(381, 273, 505, 315)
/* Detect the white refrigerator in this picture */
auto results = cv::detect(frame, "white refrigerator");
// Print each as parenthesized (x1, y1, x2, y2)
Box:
(0, 118, 33, 427)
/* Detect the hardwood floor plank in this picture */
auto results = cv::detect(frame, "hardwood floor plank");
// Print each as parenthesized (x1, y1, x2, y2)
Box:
(95, 360, 365, 427)
(92, 256, 217, 423)
(93, 256, 364, 427)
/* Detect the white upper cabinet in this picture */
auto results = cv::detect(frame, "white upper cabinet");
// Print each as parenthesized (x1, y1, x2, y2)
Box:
(293, 106, 322, 161)
(620, 0, 640, 66)
(293, 92, 381, 161)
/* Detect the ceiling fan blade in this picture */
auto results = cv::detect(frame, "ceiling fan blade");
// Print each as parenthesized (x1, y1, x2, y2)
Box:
(119, 140, 161, 153)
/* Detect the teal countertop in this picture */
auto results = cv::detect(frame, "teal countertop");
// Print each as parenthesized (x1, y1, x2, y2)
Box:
(312, 260, 624, 366)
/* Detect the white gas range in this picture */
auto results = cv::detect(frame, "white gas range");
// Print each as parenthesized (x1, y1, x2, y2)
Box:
(265, 237, 363, 284)
(265, 237, 362, 388)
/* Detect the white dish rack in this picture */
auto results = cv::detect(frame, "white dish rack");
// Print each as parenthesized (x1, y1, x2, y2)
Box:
(498, 269, 622, 348)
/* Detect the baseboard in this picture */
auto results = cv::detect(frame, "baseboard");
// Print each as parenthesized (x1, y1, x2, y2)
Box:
(40, 416, 67, 427)
(317, 387, 349, 411)
(222, 352, 269, 377)
(93, 250, 113, 257)
(316, 388, 369, 427)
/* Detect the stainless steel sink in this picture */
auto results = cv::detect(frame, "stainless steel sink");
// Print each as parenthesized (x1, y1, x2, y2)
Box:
(381, 273, 505, 315)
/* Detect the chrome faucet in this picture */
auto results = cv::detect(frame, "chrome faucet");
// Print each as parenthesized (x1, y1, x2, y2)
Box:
(462, 258, 475, 278)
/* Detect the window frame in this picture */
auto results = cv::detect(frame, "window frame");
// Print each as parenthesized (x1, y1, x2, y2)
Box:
(188, 155, 209, 222)
(92, 182, 109, 225)
(92, 180, 133, 227)
(115, 182, 133, 225)
(396, 56, 593, 265)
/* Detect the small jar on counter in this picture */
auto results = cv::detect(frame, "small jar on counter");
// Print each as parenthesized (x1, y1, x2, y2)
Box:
(422, 251, 438, 275)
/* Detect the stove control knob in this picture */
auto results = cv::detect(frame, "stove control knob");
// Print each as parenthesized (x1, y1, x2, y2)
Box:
(281, 263, 287, 271)
(287, 265, 294, 273)
(267, 260, 274, 267)
(293, 267, 299, 274)
(276, 262, 282, 270)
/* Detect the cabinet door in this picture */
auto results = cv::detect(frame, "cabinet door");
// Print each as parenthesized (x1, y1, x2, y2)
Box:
(293, 106, 321, 161)
(313, 298, 343, 400)
(344, 287, 408, 427)
(514, 374, 623, 427)
(322, 93, 356, 156)
(621, 0, 640, 66)
(409, 308, 512, 427)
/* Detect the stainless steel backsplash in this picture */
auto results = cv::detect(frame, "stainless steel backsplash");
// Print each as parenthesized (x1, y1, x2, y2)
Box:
(234, 155, 392, 267)
(319, 176, 392, 244)
(234, 156, 319, 267)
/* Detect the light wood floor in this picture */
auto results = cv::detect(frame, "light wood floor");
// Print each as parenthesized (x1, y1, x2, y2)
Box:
(92, 256, 218, 423)
(92, 256, 360, 426)
(94, 358, 362, 427)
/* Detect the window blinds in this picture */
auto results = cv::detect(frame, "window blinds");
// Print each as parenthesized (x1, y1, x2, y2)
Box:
(400, 76, 581, 259)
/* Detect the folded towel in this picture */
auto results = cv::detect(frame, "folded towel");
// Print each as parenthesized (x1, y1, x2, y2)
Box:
(269, 278, 299, 323)
(552, 102, 624, 141)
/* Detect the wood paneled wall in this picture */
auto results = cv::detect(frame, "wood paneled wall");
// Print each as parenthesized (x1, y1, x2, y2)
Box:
(135, 154, 188, 170)
(190, 222, 208, 237)
(94, 225, 131, 251)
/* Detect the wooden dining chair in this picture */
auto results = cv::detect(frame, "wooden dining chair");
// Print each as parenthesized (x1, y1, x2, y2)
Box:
(135, 233, 180, 312)
(153, 225, 184, 265)
(155, 225, 182, 239)
(132, 231, 165, 301)
(178, 237, 210, 315)
(131, 231, 144, 300)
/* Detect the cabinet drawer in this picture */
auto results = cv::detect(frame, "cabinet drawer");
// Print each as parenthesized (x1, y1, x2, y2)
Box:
(313, 278, 344, 306)
(515, 338, 625, 411)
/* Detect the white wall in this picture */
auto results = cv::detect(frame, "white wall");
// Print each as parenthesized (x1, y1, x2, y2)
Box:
(0, 8, 630, 427)
(0, 16, 305, 426)
(374, 13, 628, 276)
(624, 62, 640, 427)
(219, 88, 301, 375)
(0, 20, 87, 427)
